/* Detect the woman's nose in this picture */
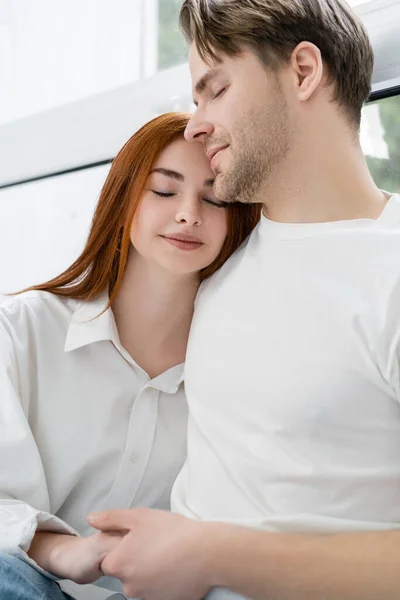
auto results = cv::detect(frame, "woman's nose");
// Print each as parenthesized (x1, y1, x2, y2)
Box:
(175, 197, 202, 226)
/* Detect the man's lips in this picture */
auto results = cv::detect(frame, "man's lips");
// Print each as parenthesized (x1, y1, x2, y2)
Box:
(160, 235, 204, 251)
(207, 145, 228, 168)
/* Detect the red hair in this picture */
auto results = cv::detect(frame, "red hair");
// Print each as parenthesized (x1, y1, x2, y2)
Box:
(21, 113, 261, 303)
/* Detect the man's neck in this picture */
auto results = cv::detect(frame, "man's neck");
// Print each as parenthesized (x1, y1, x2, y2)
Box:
(112, 253, 199, 377)
(261, 119, 387, 224)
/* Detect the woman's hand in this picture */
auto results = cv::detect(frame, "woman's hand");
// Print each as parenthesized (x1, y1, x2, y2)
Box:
(28, 531, 123, 584)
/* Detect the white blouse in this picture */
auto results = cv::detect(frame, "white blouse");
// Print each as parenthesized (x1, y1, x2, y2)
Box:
(0, 290, 188, 598)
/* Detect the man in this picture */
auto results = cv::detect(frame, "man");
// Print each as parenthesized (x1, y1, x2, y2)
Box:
(88, 0, 400, 598)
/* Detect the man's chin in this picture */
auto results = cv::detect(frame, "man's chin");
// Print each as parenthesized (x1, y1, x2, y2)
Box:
(213, 172, 231, 204)
(216, 180, 255, 205)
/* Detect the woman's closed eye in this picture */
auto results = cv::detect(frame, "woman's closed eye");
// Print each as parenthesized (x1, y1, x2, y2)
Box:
(152, 190, 175, 198)
(203, 198, 228, 209)
(151, 190, 227, 209)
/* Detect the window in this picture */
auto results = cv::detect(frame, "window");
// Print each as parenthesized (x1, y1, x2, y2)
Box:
(158, 0, 188, 70)
(0, 0, 192, 188)
(361, 95, 400, 193)
(1, 0, 399, 294)
(0, 0, 157, 126)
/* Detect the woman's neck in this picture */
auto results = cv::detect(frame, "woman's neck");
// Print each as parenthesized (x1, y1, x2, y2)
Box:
(112, 252, 199, 378)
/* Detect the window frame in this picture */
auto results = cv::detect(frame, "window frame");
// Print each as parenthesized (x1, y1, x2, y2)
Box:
(1, 0, 399, 189)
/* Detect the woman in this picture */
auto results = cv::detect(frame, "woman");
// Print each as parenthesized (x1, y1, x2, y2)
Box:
(0, 112, 261, 600)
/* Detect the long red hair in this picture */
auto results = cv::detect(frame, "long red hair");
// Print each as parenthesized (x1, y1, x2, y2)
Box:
(21, 113, 261, 304)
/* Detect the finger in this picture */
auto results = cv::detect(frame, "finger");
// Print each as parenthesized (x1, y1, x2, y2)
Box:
(93, 534, 124, 562)
(100, 544, 127, 580)
(87, 509, 134, 532)
(99, 530, 139, 578)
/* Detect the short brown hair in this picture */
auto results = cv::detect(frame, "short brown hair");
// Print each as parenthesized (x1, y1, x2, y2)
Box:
(180, 0, 374, 126)
(18, 113, 261, 302)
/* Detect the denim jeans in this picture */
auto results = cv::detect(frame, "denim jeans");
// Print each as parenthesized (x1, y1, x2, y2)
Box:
(0, 552, 72, 600)
(0, 551, 251, 600)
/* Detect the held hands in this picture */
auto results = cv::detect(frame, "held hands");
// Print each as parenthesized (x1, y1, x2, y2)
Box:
(31, 507, 222, 598)
(88, 507, 217, 600)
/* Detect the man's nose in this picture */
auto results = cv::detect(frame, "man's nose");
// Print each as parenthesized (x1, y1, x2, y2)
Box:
(184, 115, 214, 143)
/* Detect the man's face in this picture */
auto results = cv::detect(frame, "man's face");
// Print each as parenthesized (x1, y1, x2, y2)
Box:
(185, 45, 291, 204)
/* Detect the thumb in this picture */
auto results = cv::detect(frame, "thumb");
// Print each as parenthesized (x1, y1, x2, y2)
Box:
(87, 509, 132, 533)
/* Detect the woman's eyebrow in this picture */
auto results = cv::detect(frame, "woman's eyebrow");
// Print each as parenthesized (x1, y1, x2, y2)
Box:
(151, 168, 184, 181)
(151, 168, 215, 187)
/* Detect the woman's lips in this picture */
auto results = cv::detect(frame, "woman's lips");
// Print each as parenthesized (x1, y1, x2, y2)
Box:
(161, 236, 204, 251)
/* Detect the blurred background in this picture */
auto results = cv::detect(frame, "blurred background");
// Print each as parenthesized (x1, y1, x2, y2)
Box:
(0, 0, 399, 293)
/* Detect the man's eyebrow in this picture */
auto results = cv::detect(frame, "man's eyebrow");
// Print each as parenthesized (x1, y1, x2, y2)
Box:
(193, 68, 224, 106)
(151, 168, 184, 182)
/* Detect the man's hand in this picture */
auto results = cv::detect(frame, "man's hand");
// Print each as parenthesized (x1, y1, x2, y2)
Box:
(88, 507, 219, 600)
(28, 531, 123, 584)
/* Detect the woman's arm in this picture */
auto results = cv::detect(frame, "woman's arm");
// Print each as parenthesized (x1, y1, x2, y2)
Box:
(0, 317, 76, 560)
(28, 531, 122, 583)
(0, 312, 123, 584)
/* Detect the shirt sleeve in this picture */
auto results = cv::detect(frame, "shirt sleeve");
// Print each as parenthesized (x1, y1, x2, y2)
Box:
(0, 311, 78, 560)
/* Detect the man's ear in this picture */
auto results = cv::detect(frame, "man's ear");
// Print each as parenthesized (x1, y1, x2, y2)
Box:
(290, 41, 324, 102)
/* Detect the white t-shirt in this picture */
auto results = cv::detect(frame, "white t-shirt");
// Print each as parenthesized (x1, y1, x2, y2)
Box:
(0, 290, 187, 597)
(172, 193, 400, 534)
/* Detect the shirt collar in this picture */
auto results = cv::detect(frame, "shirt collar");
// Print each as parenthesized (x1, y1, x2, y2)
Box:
(150, 364, 185, 393)
(64, 291, 185, 392)
(64, 291, 119, 352)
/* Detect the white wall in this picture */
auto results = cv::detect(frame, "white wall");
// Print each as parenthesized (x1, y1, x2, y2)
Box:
(0, 165, 110, 293)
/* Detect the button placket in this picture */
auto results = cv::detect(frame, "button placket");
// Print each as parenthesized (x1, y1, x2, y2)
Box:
(127, 386, 154, 464)
(103, 385, 158, 509)
(130, 451, 140, 463)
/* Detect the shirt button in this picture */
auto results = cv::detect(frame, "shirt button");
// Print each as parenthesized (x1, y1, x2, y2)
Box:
(130, 452, 140, 463)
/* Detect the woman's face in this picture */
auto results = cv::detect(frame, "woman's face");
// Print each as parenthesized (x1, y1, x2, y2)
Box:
(130, 137, 228, 278)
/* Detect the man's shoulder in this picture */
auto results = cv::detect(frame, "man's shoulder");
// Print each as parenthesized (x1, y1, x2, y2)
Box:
(198, 230, 256, 297)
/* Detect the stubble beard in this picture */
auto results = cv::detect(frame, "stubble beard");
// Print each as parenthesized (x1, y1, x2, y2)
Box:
(214, 99, 290, 205)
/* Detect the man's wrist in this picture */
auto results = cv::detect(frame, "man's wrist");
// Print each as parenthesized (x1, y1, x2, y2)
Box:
(198, 521, 282, 593)
(197, 521, 243, 589)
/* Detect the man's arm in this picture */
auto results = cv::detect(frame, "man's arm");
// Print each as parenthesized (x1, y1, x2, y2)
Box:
(88, 508, 400, 600)
(204, 523, 400, 600)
